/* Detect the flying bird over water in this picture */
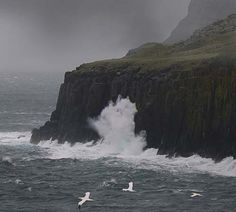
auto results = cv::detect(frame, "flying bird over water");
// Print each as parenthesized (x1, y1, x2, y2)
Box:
(78, 192, 93, 210)
(122, 182, 135, 192)
(191, 193, 203, 198)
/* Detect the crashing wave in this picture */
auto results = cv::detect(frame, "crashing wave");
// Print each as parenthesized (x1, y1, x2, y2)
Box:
(1, 98, 236, 177)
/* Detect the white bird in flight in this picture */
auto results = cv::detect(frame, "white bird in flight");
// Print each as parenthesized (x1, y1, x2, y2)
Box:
(122, 182, 135, 192)
(78, 192, 93, 210)
(191, 192, 203, 198)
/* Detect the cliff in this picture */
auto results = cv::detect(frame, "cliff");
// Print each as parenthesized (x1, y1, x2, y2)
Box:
(31, 15, 236, 160)
(165, 0, 236, 44)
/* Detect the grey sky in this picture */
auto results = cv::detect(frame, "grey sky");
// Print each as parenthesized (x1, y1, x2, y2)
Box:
(0, 0, 190, 72)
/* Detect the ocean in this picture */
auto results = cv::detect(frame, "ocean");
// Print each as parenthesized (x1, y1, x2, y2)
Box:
(1, 72, 236, 212)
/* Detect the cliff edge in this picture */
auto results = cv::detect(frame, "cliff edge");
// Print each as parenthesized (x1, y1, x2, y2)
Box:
(31, 15, 236, 160)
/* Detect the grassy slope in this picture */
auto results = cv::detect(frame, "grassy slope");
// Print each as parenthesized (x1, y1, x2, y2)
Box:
(75, 14, 236, 74)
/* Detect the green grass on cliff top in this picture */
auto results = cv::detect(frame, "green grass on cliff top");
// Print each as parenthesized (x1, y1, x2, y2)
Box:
(75, 14, 236, 74)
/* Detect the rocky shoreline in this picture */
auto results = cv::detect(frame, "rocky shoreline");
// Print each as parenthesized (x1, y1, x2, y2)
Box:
(31, 15, 236, 161)
(31, 57, 236, 161)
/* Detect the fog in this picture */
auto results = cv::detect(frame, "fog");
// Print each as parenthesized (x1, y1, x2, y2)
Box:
(0, 0, 190, 72)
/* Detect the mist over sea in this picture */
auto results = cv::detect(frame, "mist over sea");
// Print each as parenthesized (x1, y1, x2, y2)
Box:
(1, 72, 236, 212)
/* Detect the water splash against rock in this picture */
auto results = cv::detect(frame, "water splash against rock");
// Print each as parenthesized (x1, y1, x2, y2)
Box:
(88, 96, 146, 155)
(36, 97, 236, 177)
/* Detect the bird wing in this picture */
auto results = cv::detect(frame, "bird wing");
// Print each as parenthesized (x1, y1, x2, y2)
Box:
(191, 193, 202, 197)
(85, 192, 90, 199)
(78, 198, 86, 206)
(128, 182, 133, 190)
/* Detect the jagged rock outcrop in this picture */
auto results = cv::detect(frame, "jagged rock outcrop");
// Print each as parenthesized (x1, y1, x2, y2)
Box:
(165, 0, 236, 44)
(31, 15, 236, 160)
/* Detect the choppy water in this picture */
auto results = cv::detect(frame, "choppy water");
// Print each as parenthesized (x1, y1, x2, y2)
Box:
(1, 72, 236, 212)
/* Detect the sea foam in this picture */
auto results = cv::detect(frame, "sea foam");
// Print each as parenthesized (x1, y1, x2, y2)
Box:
(38, 97, 236, 177)
(0, 131, 31, 145)
(88, 96, 146, 155)
(1, 98, 236, 177)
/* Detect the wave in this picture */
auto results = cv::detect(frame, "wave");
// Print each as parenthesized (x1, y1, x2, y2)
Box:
(0, 111, 51, 115)
(98, 178, 117, 189)
(1, 131, 236, 177)
(37, 140, 236, 177)
(38, 97, 236, 177)
(88, 96, 146, 156)
(0, 131, 32, 145)
(1, 156, 15, 166)
(1, 98, 236, 177)
(13, 112, 51, 115)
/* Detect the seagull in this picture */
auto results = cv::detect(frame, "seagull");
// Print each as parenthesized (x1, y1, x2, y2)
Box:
(191, 192, 203, 198)
(122, 182, 135, 192)
(78, 192, 93, 210)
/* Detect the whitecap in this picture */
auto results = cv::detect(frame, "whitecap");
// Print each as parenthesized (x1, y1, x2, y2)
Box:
(36, 97, 236, 177)
(0, 131, 31, 146)
(15, 179, 24, 185)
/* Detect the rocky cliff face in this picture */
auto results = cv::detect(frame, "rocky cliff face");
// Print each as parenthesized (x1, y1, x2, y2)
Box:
(31, 15, 236, 161)
(165, 0, 236, 43)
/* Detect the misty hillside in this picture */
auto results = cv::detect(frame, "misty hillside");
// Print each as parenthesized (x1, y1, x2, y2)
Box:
(165, 0, 236, 44)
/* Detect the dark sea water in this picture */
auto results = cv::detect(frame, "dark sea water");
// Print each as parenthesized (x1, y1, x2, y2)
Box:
(1, 72, 236, 212)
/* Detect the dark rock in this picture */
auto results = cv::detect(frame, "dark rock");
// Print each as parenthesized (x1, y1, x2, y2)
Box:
(31, 58, 236, 160)
(31, 15, 236, 161)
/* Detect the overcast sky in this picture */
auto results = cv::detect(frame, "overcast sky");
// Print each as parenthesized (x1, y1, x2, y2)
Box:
(0, 0, 190, 72)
